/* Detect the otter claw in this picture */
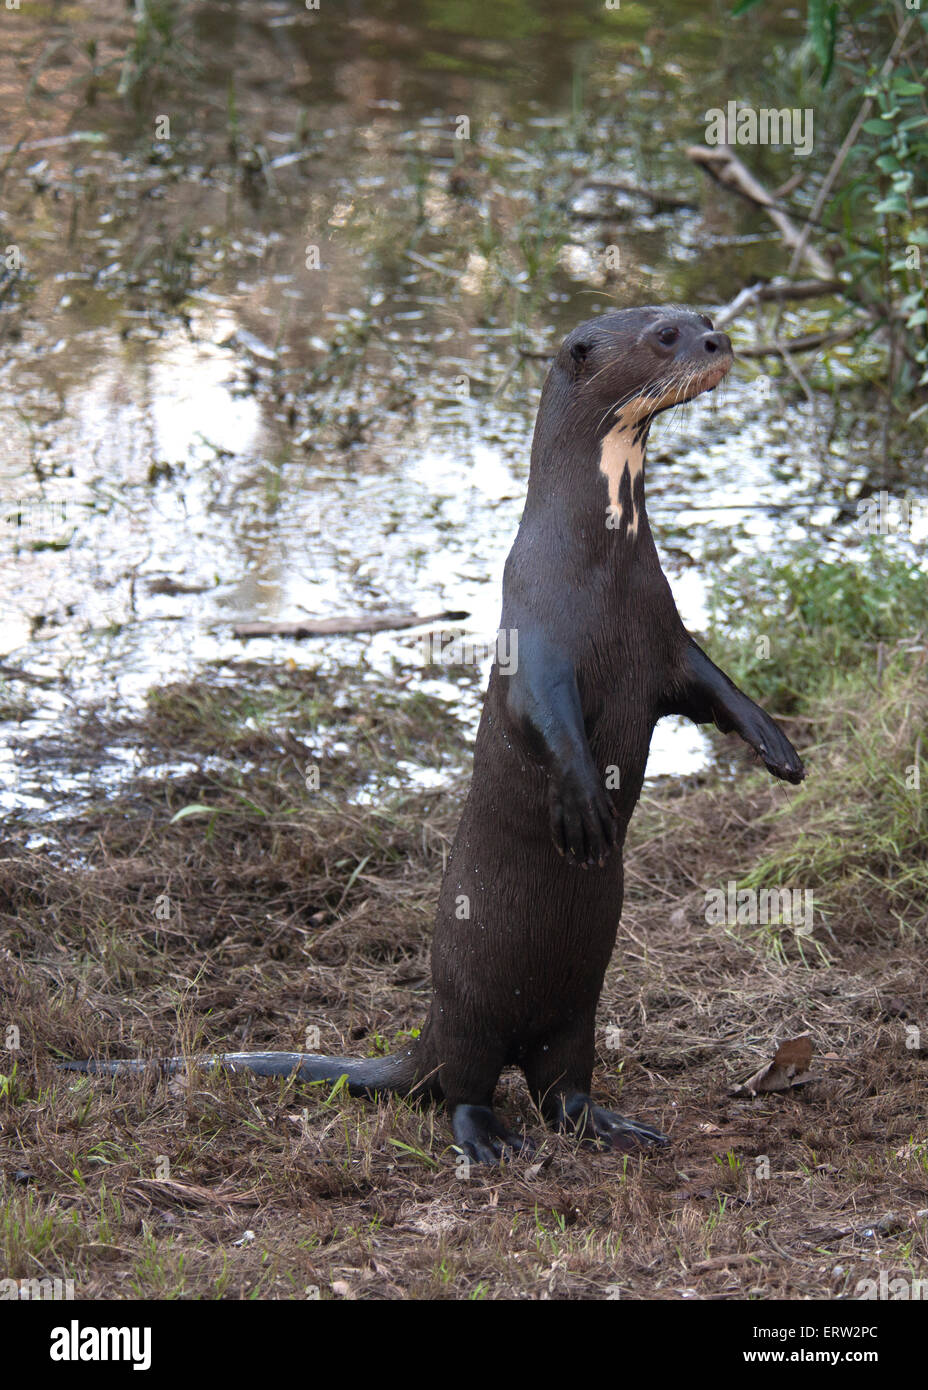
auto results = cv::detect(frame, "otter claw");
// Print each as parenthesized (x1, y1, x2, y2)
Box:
(452, 1103, 535, 1166)
(548, 773, 617, 867)
(554, 1095, 669, 1151)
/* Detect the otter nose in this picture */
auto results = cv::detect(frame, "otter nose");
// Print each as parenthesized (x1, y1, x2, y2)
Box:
(701, 330, 732, 355)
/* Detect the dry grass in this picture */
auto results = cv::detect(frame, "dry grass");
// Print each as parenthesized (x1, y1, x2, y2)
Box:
(1, 662, 926, 1300)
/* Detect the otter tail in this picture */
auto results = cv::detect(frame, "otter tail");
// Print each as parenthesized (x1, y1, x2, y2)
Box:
(59, 1045, 431, 1099)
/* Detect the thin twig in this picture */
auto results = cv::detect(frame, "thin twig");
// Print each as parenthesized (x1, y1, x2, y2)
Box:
(714, 278, 844, 329)
(735, 325, 861, 358)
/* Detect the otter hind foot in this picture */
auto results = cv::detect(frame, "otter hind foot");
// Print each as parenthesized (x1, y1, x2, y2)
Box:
(451, 1104, 536, 1165)
(554, 1094, 669, 1152)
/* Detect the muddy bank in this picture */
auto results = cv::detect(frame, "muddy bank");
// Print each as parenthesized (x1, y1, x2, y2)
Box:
(2, 659, 926, 1299)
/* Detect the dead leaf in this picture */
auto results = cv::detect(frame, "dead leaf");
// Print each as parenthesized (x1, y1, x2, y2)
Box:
(731, 1033, 816, 1095)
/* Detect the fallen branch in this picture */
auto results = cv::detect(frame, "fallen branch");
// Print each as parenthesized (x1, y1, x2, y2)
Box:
(687, 142, 900, 375)
(687, 144, 834, 280)
(714, 278, 845, 329)
(571, 178, 696, 214)
(233, 609, 469, 639)
(735, 325, 861, 358)
(404, 250, 463, 280)
(0, 662, 60, 686)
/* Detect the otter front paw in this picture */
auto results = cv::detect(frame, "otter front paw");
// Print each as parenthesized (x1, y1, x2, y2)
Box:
(735, 709, 805, 785)
(548, 770, 618, 868)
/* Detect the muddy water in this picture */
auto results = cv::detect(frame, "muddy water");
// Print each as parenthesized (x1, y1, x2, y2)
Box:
(0, 0, 883, 818)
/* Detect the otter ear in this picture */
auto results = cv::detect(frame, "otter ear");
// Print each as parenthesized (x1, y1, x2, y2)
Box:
(570, 341, 589, 366)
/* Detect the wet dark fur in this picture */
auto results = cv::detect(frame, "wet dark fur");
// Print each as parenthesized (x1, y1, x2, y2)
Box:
(65, 307, 805, 1163)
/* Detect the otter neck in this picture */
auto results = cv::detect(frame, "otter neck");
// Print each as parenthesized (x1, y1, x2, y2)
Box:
(524, 376, 656, 560)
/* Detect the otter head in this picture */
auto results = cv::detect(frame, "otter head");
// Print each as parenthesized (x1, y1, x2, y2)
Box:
(552, 307, 733, 540)
(557, 305, 733, 436)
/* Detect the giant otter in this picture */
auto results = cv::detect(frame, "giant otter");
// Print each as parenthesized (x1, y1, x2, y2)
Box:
(65, 306, 805, 1163)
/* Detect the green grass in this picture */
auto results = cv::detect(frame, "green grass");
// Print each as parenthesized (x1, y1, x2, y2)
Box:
(705, 539, 928, 714)
(704, 541, 928, 938)
(739, 654, 927, 933)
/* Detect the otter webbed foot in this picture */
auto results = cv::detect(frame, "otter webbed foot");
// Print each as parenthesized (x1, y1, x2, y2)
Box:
(451, 1104, 535, 1165)
(552, 1094, 669, 1151)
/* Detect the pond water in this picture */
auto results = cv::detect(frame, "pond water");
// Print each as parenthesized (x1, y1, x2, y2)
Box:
(0, 0, 904, 820)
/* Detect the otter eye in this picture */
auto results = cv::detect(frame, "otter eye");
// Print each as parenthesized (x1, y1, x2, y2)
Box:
(657, 326, 679, 346)
(570, 341, 589, 364)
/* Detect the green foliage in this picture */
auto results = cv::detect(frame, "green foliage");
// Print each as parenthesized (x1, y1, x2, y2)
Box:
(706, 540, 928, 713)
(117, 1, 197, 106)
(837, 20, 928, 409)
(806, 0, 838, 85)
(736, 3, 928, 416)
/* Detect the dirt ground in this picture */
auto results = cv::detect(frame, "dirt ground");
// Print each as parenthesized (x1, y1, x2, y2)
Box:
(1, 0, 925, 1312)
(1, 664, 926, 1301)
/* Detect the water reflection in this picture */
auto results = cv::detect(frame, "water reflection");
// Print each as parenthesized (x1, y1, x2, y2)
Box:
(0, 0, 853, 817)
